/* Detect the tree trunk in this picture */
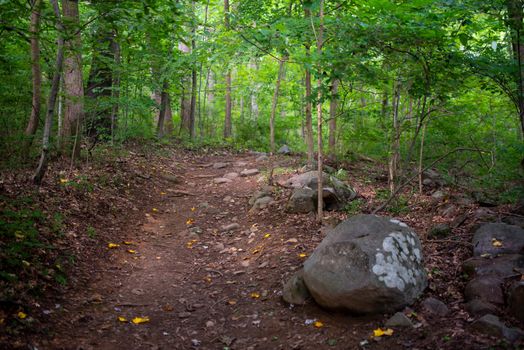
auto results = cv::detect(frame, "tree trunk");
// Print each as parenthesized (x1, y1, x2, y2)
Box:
(270, 57, 286, 154)
(418, 119, 427, 194)
(316, 0, 324, 222)
(157, 81, 169, 138)
(61, 0, 84, 158)
(34, 0, 64, 185)
(506, 0, 524, 136)
(223, 0, 232, 139)
(388, 79, 401, 194)
(328, 79, 339, 158)
(189, 59, 197, 139)
(24, 0, 43, 151)
(110, 38, 121, 143)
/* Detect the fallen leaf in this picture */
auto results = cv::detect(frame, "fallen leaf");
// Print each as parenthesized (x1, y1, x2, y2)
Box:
(227, 300, 237, 305)
(127, 250, 137, 254)
(250, 292, 260, 299)
(123, 241, 135, 245)
(160, 192, 167, 195)
(17, 312, 27, 320)
(186, 218, 195, 225)
(373, 328, 394, 337)
(191, 207, 196, 212)
(14, 231, 24, 240)
(314, 321, 324, 328)
(108, 243, 120, 249)
(299, 253, 307, 258)
(252, 249, 260, 254)
(60, 178, 68, 184)
(264, 233, 271, 239)
(132, 316, 150, 324)
(118, 316, 127, 322)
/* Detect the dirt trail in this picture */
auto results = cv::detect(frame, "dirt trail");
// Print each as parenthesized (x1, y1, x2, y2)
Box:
(39, 152, 480, 350)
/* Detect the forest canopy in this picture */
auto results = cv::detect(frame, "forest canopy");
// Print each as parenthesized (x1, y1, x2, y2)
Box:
(0, 0, 523, 201)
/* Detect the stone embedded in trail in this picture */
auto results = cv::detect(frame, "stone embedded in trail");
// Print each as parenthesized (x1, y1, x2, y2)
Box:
(473, 223, 524, 257)
(466, 299, 498, 317)
(249, 187, 273, 206)
(385, 312, 413, 327)
(282, 269, 311, 305)
(234, 161, 248, 167)
(251, 196, 274, 211)
(278, 145, 291, 154)
(470, 314, 524, 343)
(221, 223, 240, 232)
(224, 172, 239, 180)
(427, 223, 451, 238)
(240, 169, 260, 177)
(302, 214, 427, 314)
(462, 254, 524, 279)
(286, 188, 316, 214)
(212, 162, 228, 169)
(255, 155, 269, 162)
(508, 281, 524, 323)
(214, 177, 232, 184)
(464, 275, 504, 305)
(421, 297, 450, 317)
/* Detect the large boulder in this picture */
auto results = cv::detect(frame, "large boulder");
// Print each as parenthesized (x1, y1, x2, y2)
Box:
(283, 171, 356, 210)
(286, 188, 316, 214)
(302, 214, 427, 314)
(473, 223, 524, 257)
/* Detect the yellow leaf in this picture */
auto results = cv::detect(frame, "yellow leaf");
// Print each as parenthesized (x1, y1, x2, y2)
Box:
(227, 300, 237, 305)
(160, 192, 167, 195)
(127, 250, 137, 254)
(123, 241, 134, 245)
(492, 238, 503, 247)
(250, 292, 260, 299)
(204, 276, 212, 283)
(152, 208, 158, 212)
(264, 233, 271, 239)
(132, 316, 150, 324)
(14, 231, 25, 240)
(118, 316, 127, 322)
(299, 253, 307, 258)
(60, 178, 68, 184)
(373, 328, 394, 337)
(313, 321, 324, 328)
(186, 218, 194, 225)
(22, 260, 30, 267)
(0, 318, 4, 325)
(17, 312, 27, 319)
(108, 243, 120, 249)
(252, 249, 260, 254)
(191, 207, 196, 212)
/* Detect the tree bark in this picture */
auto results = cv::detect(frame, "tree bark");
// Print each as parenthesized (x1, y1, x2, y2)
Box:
(223, 0, 232, 139)
(304, 8, 314, 166)
(506, 0, 524, 136)
(24, 0, 43, 151)
(328, 79, 339, 158)
(388, 79, 401, 194)
(34, 0, 64, 185)
(270, 57, 287, 154)
(157, 80, 169, 138)
(316, 0, 324, 222)
(61, 0, 84, 158)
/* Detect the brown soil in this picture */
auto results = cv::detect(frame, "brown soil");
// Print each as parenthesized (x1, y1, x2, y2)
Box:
(1, 146, 520, 349)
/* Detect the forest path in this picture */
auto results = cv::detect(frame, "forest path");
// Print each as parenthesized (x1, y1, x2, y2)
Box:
(47, 152, 381, 350)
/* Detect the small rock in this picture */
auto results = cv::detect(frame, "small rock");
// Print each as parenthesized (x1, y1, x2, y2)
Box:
(189, 227, 202, 235)
(191, 339, 201, 347)
(249, 188, 273, 206)
(223, 196, 232, 202)
(439, 204, 457, 218)
(224, 172, 239, 180)
(251, 196, 274, 211)
(470, 314, 524, 343)
(258, 261, 268, 268)
(385, 312, 413, 327)
(286, 187, 315, 214)
(214, 177, 232, 184)
(205, 320, 215, 328)
(215, 243, 225, 251)
(240, 260, 250, 267)
(161, 174, 179, 183)
(234, 161, 248, 167)
(221, 223, 240, 232)
(278, 145, 291, 154)
(431, 190, 446, 201)
(283, 270, 311, 305)
(256, 155, 269, 162)
(421, 297, 449, 317)
(241, 169, 260, 177)
(179, 312, 192, 318)
(427, 223, 451, 238)
(213, 162, 228, 169)
(464, 275, 504, 305)
(465, 299, 498, 317)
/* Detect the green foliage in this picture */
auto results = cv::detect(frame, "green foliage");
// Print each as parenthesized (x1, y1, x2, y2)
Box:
(343, 199, 364, 216)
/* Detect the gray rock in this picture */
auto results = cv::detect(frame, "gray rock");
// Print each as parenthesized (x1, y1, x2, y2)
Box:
(302, 215, 427, 314)
(278, 145, 291, 154)
(161, 174, 179, 183)
(423, 168, 445, 186)
(473, 208, 497, 222)
(421, 297, 450, 317)
(286, 188, 316, 214)
(251, 196, 274, 211)
(466, 299, 498, 317)
(431, 190, 446, 201)
(422, 178, 433, 186)
(439, 204, 457, 218)
(508, 281, 524, 323)
(282, 270, 311, 305)
(214, 177, 232, 184)
(234, 161, 248, 167)
(428, 223, 451, 238)
(221, 223, 240, 232)
(385, 312, 413, 327)
(212, 162, 228, 169)
(473, 223, 524, 257)
(224, 172, 239, 180)
(502, 216, 524, 229)
(255, 155, 269, 162)
(462, 254, 524, 279)
(249, 188, 273, 206)
(470, 314, 524, 343)
(464, 275, 504, 305)
(240, 169, 260, 177)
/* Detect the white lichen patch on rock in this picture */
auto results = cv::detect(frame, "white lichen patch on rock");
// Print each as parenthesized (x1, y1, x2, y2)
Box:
(390, 218, 408, 228)
(372, 231, 423, 291)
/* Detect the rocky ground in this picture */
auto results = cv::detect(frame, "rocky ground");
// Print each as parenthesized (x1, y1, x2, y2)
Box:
(1, 144, 523, 349)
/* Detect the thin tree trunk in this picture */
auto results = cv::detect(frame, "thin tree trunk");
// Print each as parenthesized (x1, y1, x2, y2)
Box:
(388, 79, 401, 194)
(270, 57, 287, 154)
(328, 79, 339, 158)
(418, 119, 427, 194)
(110, 38, 121, 144)
(24, 0, 43, 151)
(189, 58, 197, 139)
(223, 0, 232, 138)
(34, 0, 64, 185)
(157, 80, 169, 138)
(315, 0, 324, 222)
